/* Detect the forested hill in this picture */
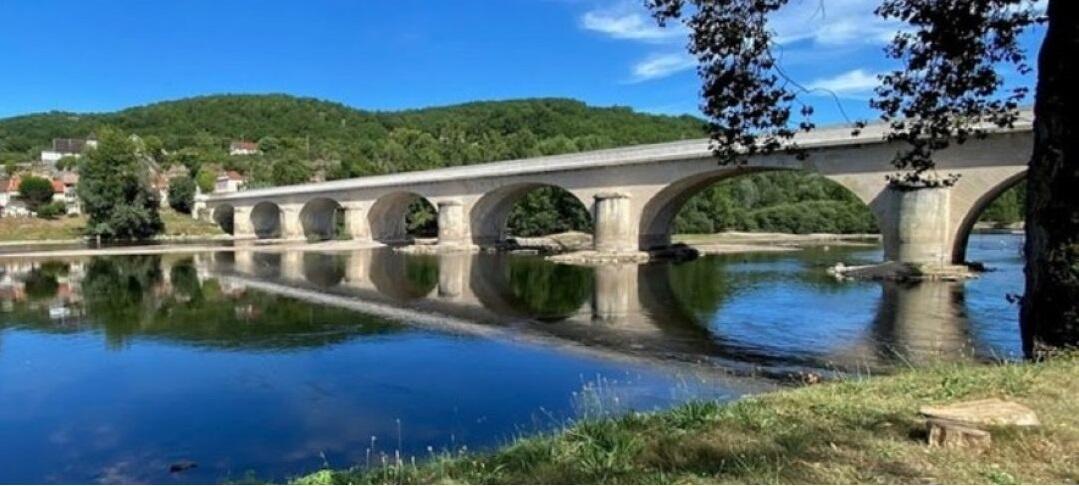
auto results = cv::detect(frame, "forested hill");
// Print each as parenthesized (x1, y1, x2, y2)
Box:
(0, 95, 705, 166)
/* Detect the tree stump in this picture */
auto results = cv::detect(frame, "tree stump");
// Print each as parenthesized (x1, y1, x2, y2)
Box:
(919, 399, 1040, 452)
(927, 418, 992, 452)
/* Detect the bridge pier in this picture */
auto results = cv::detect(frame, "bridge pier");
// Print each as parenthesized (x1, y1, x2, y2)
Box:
(436, 200, 473, 249)
(593, 192, 637, 253)
(234, 206, 256, 239)
(882, 186, 953, 266)
(342, 202, 371, 242)
(281, 205, 306, 241)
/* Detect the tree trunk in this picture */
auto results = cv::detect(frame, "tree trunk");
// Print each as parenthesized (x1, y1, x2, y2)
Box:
(1022, 0, 1079, 356)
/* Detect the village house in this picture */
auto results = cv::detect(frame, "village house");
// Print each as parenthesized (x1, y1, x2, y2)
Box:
(40, 137, 97, 165)
(229, 141, 260, 156)
(0, 176, 30, 218)
(214, 170, 246, 193)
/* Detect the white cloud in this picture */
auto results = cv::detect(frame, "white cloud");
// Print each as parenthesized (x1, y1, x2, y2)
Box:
(630, 53, 696, 82)
(580, 3, 686, 42)
(770, 0, 899, 46)
(806, 69, 880, 97)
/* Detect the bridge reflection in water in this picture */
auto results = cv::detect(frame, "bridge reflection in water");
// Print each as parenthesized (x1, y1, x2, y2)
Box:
(193, 247, 995, 375)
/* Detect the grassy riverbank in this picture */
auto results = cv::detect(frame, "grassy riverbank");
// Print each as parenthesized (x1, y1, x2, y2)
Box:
(298, 355, 1078, 484)
(0, 209, 224, 243)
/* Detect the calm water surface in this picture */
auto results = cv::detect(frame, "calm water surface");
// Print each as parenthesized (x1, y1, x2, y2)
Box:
(0, 234, 1024, 483)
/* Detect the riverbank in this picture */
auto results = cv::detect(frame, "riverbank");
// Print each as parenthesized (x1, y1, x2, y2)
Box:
(0, 210, 224, 245)
(297, 354, 1078, 484)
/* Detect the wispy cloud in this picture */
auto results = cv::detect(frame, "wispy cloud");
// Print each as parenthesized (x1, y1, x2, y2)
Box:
(580, 6, 685, 42)
(806, 69, 880, 98)
(770, 0, 899, 46)
(581, 0, 899, 85)
(630, 53, 696, 82)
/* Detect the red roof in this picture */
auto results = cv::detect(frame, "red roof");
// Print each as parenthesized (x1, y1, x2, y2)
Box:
(1, 176, 21, 193)
(230, 141, 258, 151)
(225, 170, 244, 181)
(51, 179, 66, 193)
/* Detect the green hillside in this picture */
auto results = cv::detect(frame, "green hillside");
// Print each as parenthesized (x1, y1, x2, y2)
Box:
(0, 95, 706, 166)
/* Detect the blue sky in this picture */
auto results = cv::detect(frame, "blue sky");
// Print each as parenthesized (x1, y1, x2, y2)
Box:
(0, 0, 1044, 123)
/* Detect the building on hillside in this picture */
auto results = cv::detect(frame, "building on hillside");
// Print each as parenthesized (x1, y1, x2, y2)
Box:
(40, 137, 98, 165)
(152, 174, 170, 207)
(151, 165, 191, 207)
(214, 171, 246, 193)
(0, 176, 31, 218)
(57, 172, 80, 215)
(229, 141, 260, 156)
(0, 176, 16, 209)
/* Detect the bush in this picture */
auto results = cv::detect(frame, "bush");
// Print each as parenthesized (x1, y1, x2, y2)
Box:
(18, 176, 55, 212)
(35, 201, 67, 220)
(167, 175, 197, 214)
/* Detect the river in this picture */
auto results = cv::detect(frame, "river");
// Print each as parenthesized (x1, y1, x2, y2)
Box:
(0, 233, 1024, 483)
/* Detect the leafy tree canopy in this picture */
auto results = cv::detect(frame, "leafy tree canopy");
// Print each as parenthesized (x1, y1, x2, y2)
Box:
(17, 175, 55, 212)
(76, 127, 163, 239)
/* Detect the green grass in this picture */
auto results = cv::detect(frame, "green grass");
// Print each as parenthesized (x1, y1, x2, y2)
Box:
(159, 208, 226, 238)
(296, 355, 1079, 484)
(0, 209, 224, 242)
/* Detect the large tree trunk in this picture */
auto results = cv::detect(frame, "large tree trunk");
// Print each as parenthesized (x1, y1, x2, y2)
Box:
(1022, 0, 1079, 357)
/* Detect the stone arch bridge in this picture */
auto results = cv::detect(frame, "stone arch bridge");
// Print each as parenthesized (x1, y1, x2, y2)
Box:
(200, 116, 1031, 265)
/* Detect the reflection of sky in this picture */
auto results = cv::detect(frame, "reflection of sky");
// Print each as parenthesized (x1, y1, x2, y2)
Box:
(705, 279, 879, 360)
(0, 326, 758, 483)
(963, 235, 1024, 359)
(690, 234, 1024, 363)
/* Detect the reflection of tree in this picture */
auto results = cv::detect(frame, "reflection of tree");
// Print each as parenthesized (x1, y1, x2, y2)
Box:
(73, 256, 402, 350)
(22, 268, 60, 301)
(170, 257, 204, 302)
(81, 256, 163, 348)
(371, 251, 439, 301)
(666, 258, 735, 319)
(506, 257, 592, 319)
(303, 253, 346, 287)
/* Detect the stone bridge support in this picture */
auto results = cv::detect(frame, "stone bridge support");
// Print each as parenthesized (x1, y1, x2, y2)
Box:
(281, 204, 306, 241)
(593, 192, 637, 253)
(436, 200, 470, 249)
(876, 186, 954, 266)
(342, 201, 371, 242)
(234, 206, 255, 239)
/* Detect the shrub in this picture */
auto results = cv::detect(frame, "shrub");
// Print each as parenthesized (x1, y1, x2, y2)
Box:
(167, 175, 197, 214)
(35, 201, 67, 220)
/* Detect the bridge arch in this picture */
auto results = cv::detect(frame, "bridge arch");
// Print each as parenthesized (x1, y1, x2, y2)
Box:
(212, 204, 235, 235)
(251, 201, 283, 239)
(638, 168, 877, 250)
(470, 182, 592, 245)
(639, 167, 773, 249)
(951, 171, 1027, 263)
(300, 197, 344, 241)
(368, 192, 437, 244)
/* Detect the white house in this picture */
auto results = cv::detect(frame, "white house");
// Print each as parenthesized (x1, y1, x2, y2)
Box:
(214, 171, 246, 193)
(0, 176, 31, 218)
(40, 138, 97, 165)
(229, 141, 260, 156)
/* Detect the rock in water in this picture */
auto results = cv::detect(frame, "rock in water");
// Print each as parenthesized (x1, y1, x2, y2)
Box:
(168, 461, 198, 473)
(919, 399, 1041, 427)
